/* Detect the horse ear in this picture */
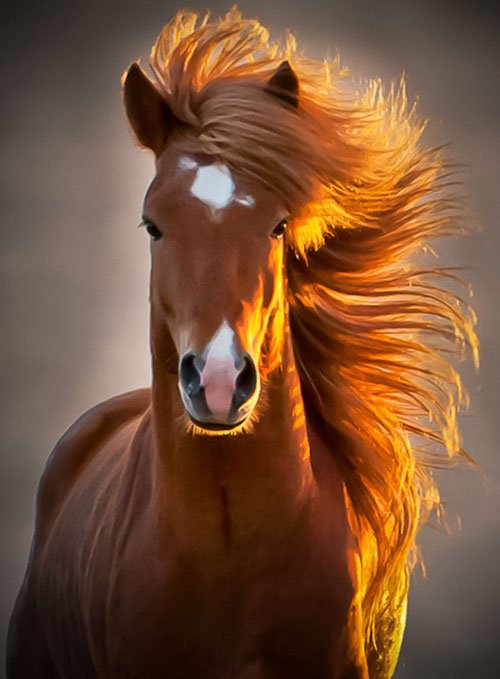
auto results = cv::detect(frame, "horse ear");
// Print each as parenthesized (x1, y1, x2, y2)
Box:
(265, 60, 299, 109)
(122, 62, 175, 155)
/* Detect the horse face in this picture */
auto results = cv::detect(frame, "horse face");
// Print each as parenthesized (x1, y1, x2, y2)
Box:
(143, 146, 288, 432)
(123, 60, 299, 433)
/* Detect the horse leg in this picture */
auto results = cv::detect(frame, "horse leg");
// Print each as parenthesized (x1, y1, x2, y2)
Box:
(6, 573, 58, 678)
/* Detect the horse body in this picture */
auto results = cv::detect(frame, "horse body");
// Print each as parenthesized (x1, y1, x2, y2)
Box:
(7, 8, 477, 679)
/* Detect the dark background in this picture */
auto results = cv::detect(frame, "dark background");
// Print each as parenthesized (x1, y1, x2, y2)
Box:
(1, 1, 499, 676)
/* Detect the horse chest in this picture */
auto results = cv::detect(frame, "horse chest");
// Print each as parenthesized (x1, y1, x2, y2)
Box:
(39, 442, 355, 678)
(83, 501, 354, 678)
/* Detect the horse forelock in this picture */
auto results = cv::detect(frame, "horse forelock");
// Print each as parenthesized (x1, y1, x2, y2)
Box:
(140, 7, 479, 673)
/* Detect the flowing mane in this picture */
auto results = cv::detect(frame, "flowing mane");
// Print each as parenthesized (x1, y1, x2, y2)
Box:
(125, 6, 479, 672)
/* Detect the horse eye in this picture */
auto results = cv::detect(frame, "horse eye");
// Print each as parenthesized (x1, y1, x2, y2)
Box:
(271, 219, 288, 239)
(143, 220, 163, 241)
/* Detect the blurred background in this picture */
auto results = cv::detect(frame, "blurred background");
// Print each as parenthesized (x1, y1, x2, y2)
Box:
(1, 1, 498, 676)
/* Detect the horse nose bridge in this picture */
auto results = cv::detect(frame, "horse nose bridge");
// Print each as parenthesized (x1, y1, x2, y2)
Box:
(191, 246, 243, 318)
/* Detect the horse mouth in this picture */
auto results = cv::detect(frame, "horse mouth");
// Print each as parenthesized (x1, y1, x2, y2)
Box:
(187, 414, 249, 433)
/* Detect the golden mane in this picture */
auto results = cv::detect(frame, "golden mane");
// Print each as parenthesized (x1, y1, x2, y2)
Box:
(132, 6, 479, 675)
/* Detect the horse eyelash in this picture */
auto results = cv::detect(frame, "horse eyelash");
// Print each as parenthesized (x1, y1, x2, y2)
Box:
(139, 218, 163, 241)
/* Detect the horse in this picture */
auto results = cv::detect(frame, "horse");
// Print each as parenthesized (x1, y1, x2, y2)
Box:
(6, 8, 479, 679)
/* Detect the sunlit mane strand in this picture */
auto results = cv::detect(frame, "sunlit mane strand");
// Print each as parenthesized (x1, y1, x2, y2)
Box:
(135, 7, 479, 675)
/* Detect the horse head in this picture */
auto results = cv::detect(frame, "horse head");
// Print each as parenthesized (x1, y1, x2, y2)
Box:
(123, 61, 299, 433)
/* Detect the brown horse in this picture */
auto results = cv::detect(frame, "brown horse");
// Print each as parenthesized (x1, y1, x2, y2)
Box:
(7, 8, 478, 679)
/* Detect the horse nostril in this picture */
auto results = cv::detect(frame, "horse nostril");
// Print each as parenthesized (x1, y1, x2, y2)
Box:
(234, 354, 257, 408)
(179, 352, 201, 396)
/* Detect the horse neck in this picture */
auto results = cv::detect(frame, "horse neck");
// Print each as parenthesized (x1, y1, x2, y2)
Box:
(149, 320, 315, 555)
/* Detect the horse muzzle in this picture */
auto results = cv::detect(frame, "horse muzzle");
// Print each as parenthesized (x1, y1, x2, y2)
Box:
(178, 346, 259, 432)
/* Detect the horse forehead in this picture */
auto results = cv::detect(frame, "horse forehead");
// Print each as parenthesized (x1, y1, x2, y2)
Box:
(150, 150, 283, 223)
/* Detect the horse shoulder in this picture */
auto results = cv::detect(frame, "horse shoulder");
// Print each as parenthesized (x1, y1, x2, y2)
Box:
(35, 387, 151, 539)
(7, 389, 149, 677)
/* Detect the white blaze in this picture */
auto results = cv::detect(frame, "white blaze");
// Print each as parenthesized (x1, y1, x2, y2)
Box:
(205, 321, 235, 360)
(190, 163, 235, 211)
(177, 156, 255, 213)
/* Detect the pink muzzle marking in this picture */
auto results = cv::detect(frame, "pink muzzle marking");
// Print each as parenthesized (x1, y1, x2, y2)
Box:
(200, 356, 238, 418)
